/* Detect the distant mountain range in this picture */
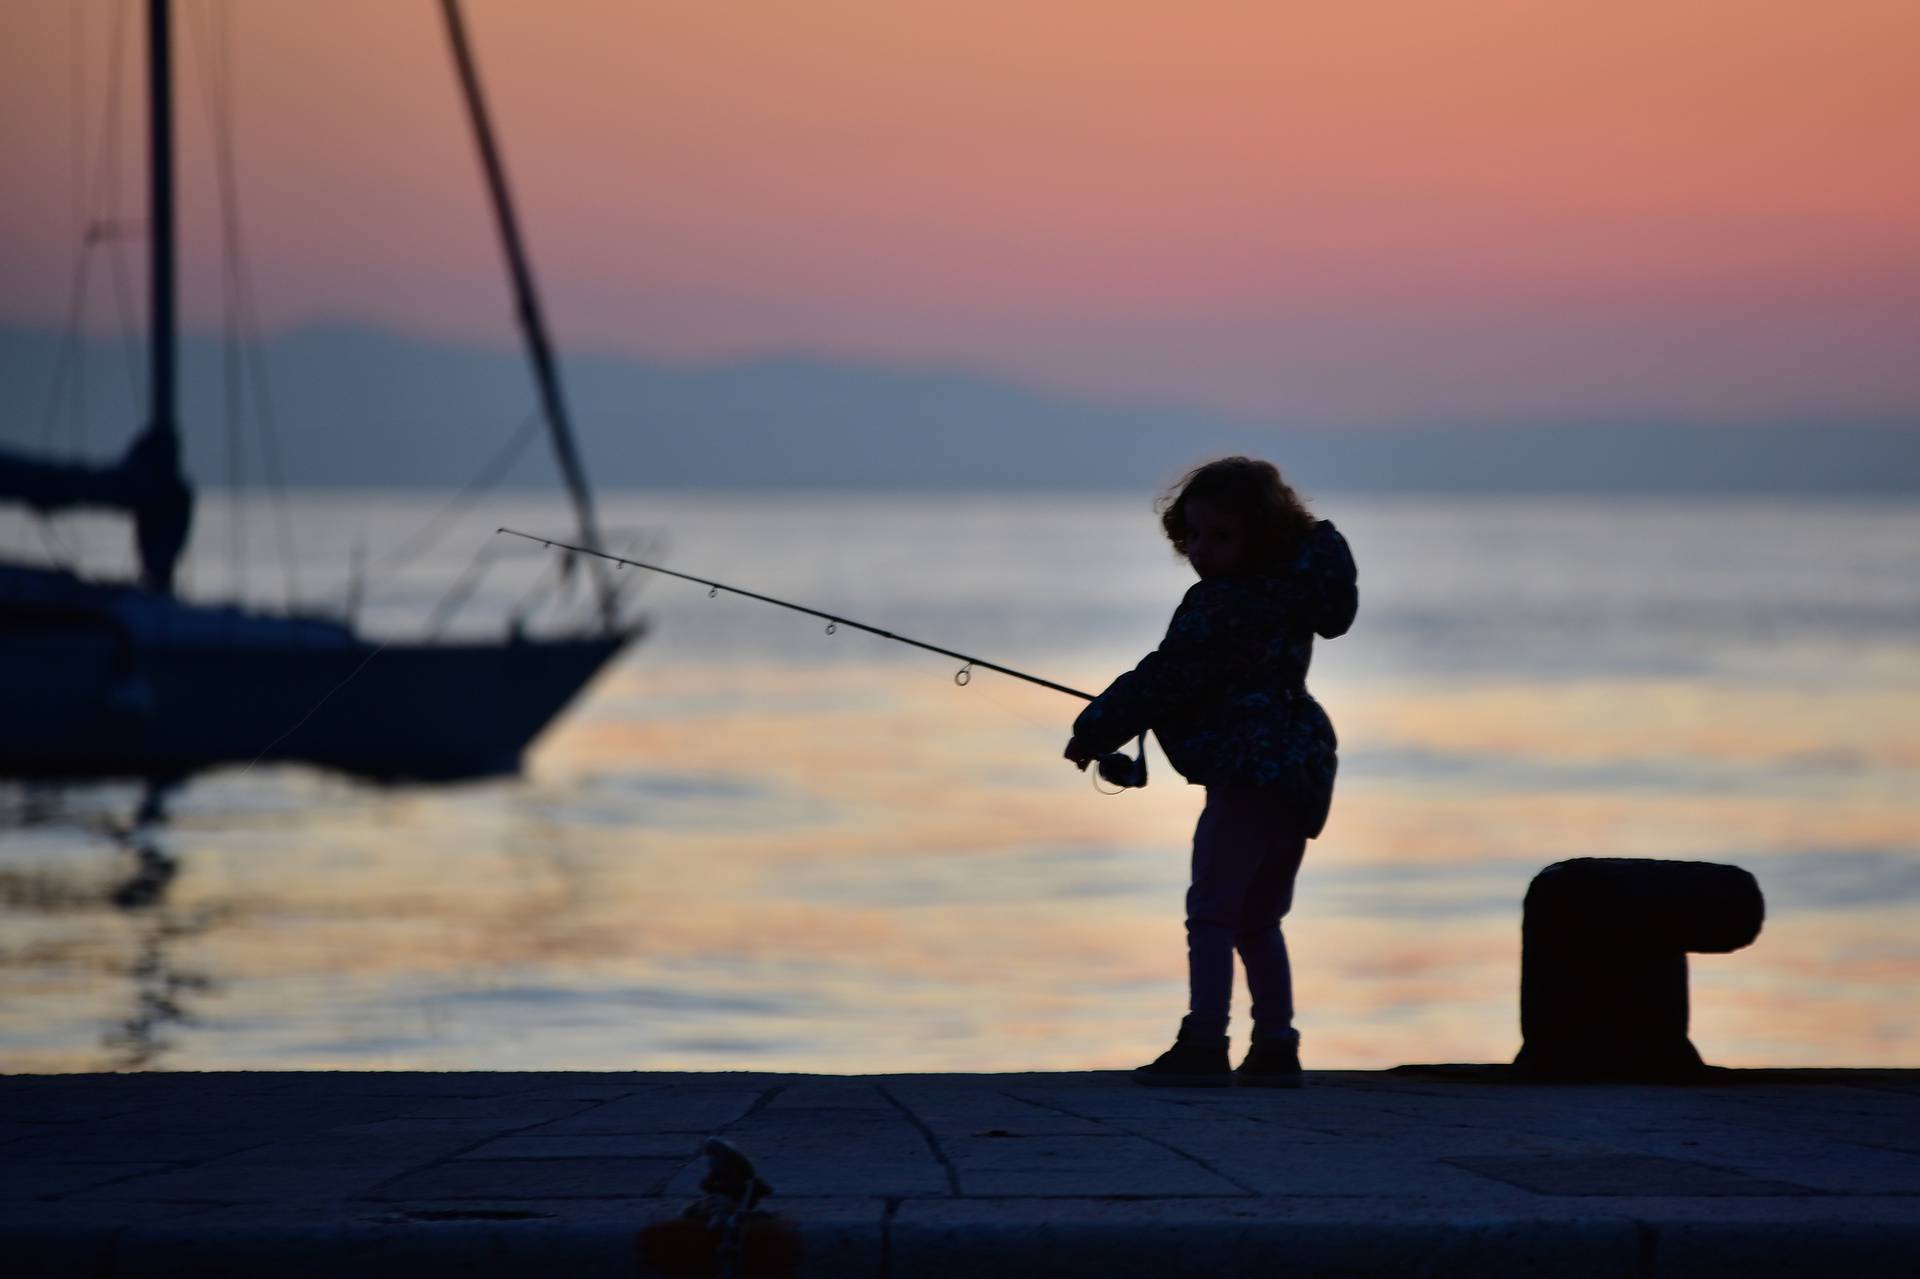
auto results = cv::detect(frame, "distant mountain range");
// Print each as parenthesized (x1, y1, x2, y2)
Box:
(4, 323, 1916, 493)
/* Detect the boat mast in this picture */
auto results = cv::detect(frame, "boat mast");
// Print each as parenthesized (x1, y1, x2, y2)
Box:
(0, 0, 190, 592)
(439, 0, 615, 630)
(130, 0, 192, 596)
(0, 0, 191, 587)
(148, 0, 175, 449)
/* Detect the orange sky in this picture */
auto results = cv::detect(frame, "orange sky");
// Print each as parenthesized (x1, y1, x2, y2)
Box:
(3, 0, 1918, 423)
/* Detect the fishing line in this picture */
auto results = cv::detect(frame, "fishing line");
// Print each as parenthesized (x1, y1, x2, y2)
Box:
(964, 670, 1074, 737)
(237, 639, 391, 777)
(495, 527, 1148, 790)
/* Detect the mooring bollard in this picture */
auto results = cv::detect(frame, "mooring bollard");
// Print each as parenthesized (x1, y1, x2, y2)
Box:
(1513, 857, 1764, 1082)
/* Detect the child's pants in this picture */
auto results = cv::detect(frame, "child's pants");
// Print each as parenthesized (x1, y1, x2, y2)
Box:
(1177, 783, 1309, 1046)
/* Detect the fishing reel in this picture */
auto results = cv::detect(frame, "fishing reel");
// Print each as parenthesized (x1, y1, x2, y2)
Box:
(1095, 737, 1149, 791)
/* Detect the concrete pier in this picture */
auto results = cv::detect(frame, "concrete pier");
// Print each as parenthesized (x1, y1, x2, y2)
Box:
(4, 1068, 1917, 1276)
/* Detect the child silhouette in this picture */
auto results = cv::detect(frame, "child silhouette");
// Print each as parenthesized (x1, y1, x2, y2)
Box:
(1065, 457, 1357, 1087)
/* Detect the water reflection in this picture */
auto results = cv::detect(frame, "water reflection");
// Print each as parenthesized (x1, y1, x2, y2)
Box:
(0, 784, 218, 1070)
(103, 821, 223, 1070)
(0, 493, 1916, 1072)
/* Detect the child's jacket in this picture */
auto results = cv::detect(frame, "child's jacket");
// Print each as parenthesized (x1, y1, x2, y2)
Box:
(1071, 519, 1358, 838)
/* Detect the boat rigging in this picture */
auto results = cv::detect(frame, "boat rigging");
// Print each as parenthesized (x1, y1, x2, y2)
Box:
(0, 0, 640, 785)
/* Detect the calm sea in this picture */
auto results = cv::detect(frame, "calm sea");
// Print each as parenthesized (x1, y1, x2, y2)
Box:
(2, 491, 1916, 1072)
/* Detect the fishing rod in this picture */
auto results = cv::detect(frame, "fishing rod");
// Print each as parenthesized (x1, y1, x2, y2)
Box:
(495, 526, 1147, 789)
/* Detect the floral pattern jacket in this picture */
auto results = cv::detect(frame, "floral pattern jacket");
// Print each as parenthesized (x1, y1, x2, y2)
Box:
(1071, 519, 1358, 838)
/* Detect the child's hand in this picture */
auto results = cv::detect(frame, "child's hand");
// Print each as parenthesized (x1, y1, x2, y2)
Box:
(1063, 737, 1094, 771)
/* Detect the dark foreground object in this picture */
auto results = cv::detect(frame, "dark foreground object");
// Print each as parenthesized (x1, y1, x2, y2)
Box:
(4, 1069, 1918, 1277)
(1516, 858, 1765, 1082)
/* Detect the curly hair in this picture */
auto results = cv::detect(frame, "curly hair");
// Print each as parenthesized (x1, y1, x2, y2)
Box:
(1156, 457, 1316, 572)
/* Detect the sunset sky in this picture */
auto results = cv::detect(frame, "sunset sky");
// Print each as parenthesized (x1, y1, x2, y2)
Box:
(3, 0, 1917, 426)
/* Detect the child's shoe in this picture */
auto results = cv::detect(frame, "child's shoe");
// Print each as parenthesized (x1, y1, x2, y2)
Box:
(1132, 1033, 1231, 1087)
(1234, 1036, 1303, 1089)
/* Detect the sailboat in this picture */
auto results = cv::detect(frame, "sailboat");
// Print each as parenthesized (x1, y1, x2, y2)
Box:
(0, 0, 641, 784)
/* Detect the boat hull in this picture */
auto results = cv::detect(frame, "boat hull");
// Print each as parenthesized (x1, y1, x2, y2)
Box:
(1, 613, 638, 784)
